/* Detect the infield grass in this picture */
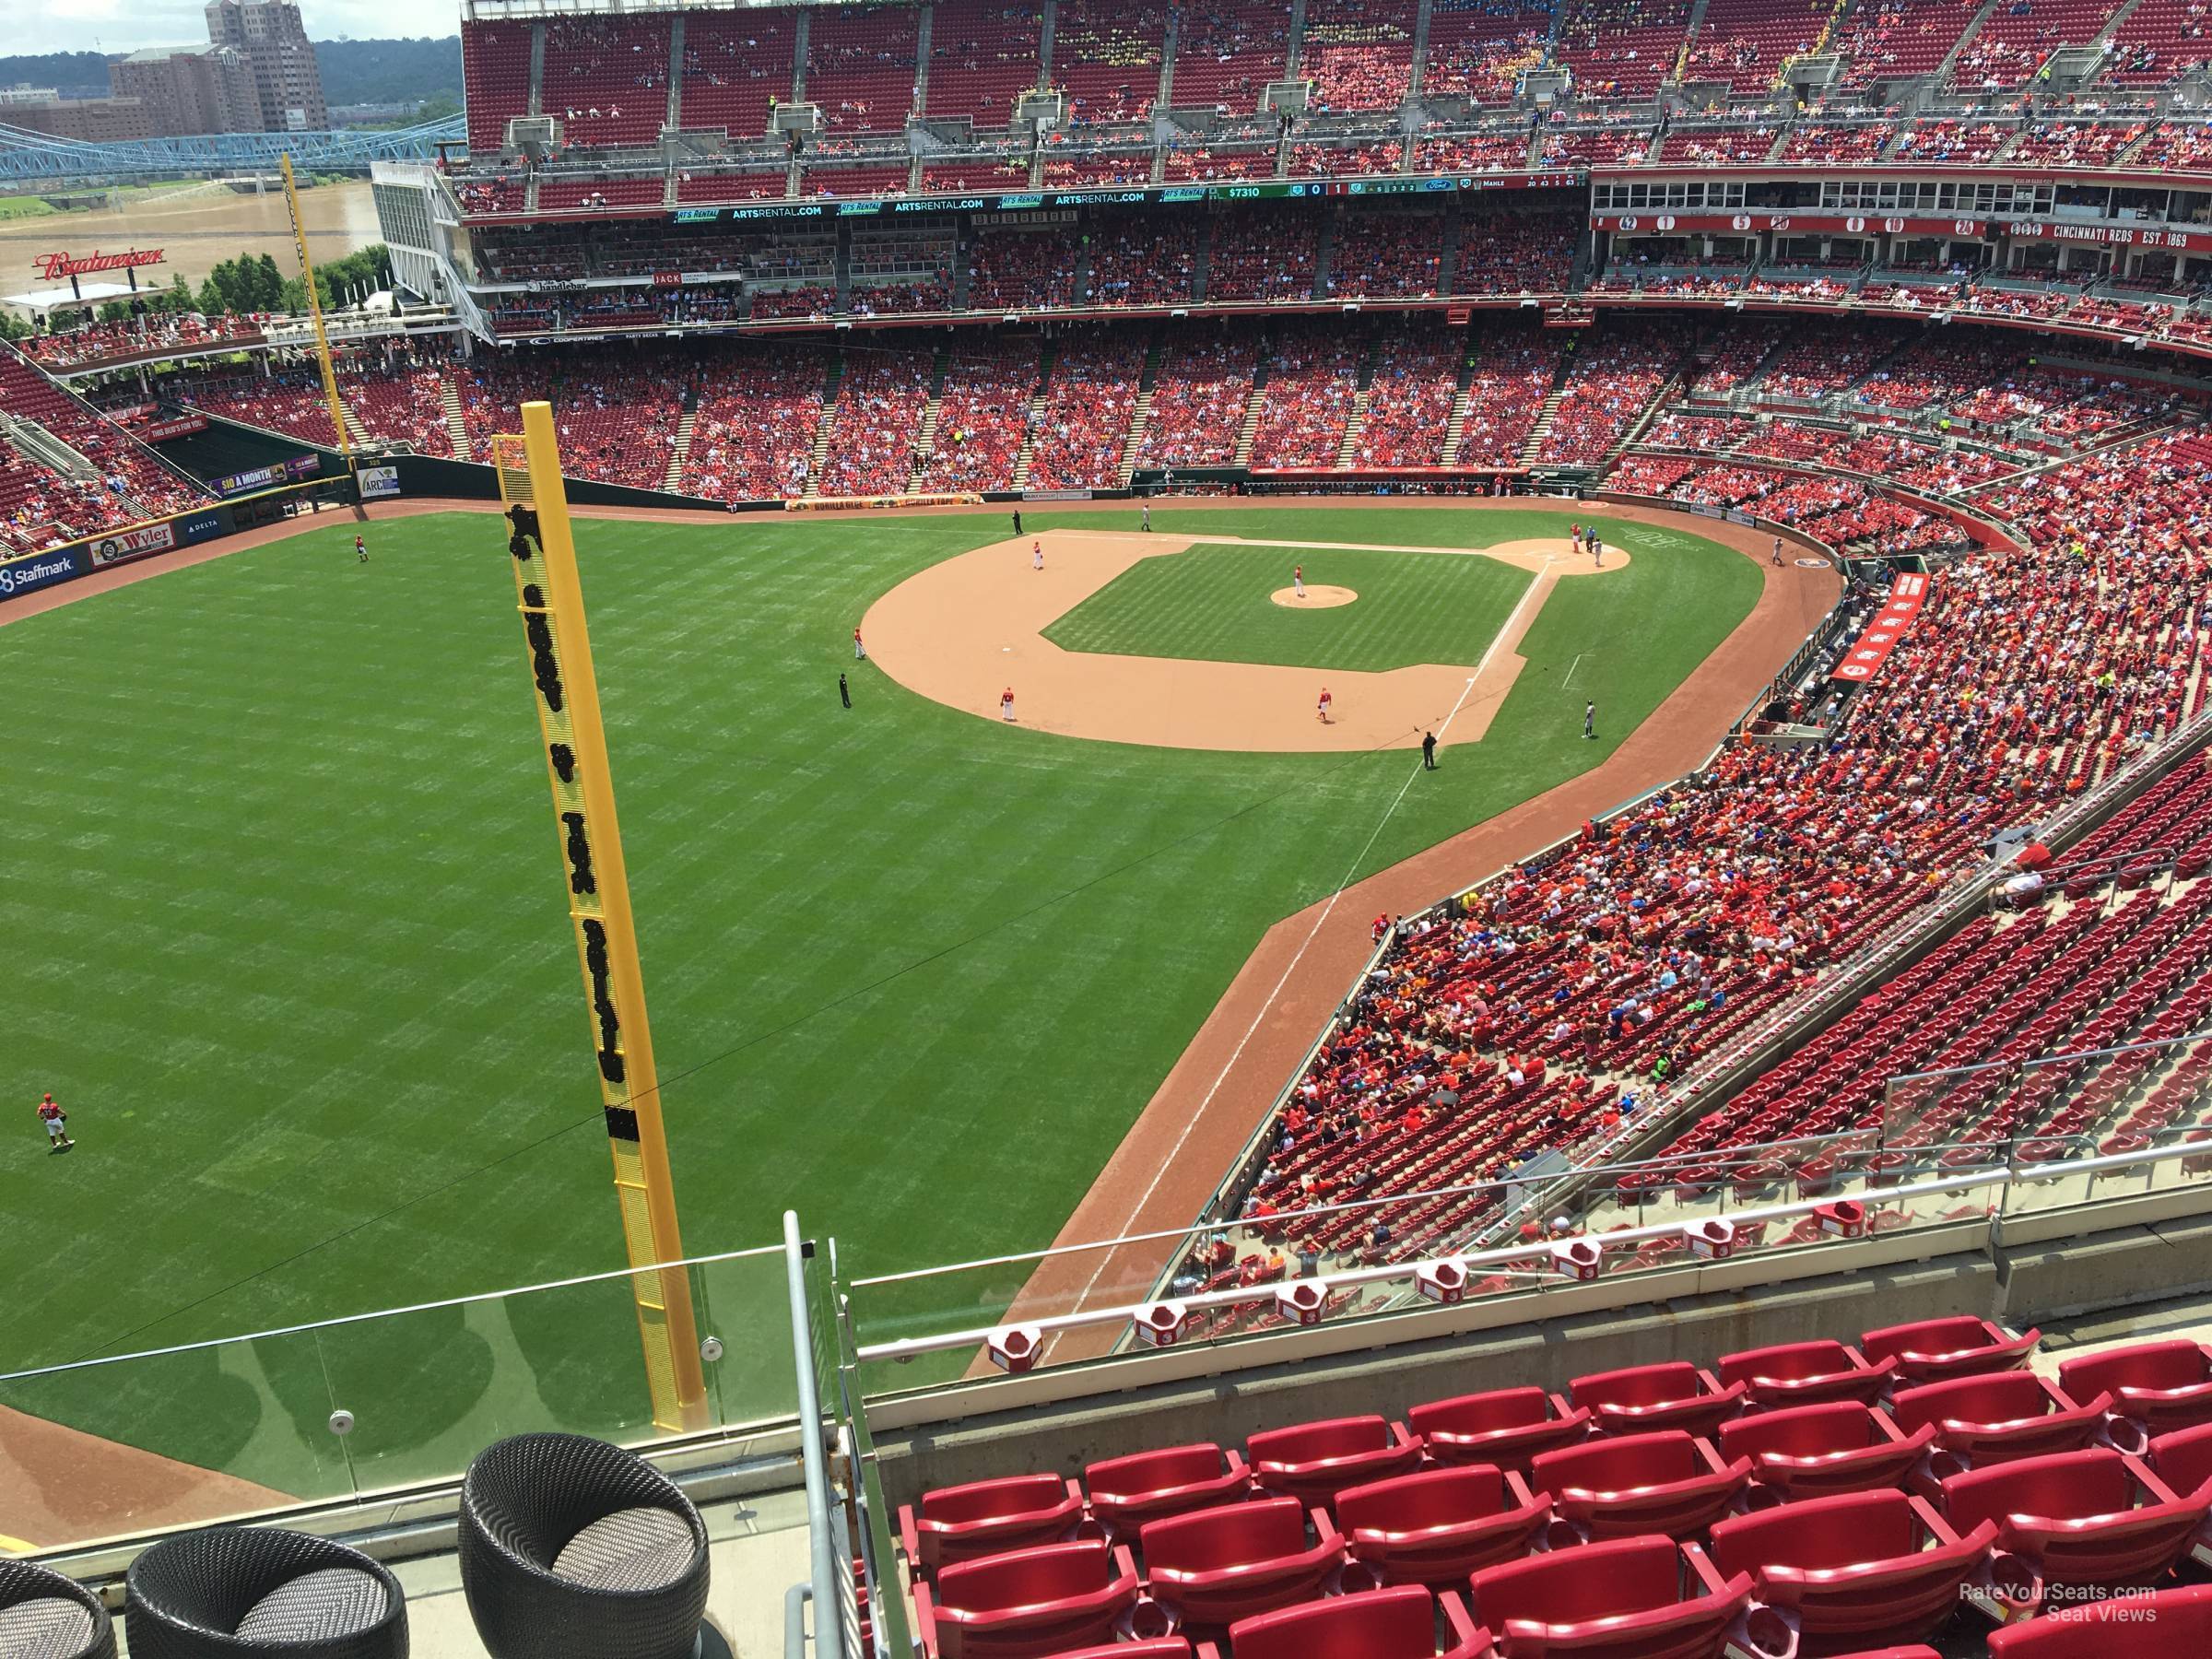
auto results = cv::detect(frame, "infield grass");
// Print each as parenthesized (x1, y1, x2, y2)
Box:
(0, 504, 1758, 1492)
(1042, 542, 1535, 671)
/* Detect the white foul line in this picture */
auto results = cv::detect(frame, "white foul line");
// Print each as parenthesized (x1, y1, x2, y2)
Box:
(1561, 652, 1584, 690)
(1059, 670, 1487, 1328)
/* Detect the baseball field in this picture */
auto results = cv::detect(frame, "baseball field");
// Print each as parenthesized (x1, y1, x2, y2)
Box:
(0, 497, 1802, 1507)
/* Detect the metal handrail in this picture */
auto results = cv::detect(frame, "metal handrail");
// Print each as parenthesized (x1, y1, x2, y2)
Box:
(853, 1133, 2212, 1365)
(784, 1210, 842, 1659)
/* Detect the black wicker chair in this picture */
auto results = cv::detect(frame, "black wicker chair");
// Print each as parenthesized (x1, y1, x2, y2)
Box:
(458, 1432, 711, 1659)
(0, 1558, 113, 1659)
(124, 1527, 406, 1659)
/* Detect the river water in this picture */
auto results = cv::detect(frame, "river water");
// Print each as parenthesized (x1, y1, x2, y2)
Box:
(2, 180, 384, 306)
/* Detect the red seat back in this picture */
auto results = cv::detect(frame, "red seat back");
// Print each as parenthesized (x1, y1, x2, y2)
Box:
(1249, 1415, 1394, 1464)
(1467, 1535, 1752, 1659)
(1943, 1447, 2137, 1532)
(1534, 1429, 1700, 1492)
(1719, 1401, 1876, 1461)
(1339, 1464, 1512, 1531)
(1141, 1495, 1308, 1572)
(1703, 1489, 1992, 1645)
(1085, 1443, 1248, 1527)
(1571, 1361, 1703, 1409)
(924, 1539, 1138, 1659)
(1225, 1583, 1488, 1659)
(1984, 1583, 2212, 1653)
(2151, 1419, 2212, 1497)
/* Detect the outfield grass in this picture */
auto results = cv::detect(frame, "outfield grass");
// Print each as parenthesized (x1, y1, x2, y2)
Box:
(1042, 543, 1534, 671)
(0, 504, 1757, 1486)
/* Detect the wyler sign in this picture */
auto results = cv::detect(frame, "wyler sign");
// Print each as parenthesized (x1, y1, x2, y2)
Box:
(32, 247, 165, 299)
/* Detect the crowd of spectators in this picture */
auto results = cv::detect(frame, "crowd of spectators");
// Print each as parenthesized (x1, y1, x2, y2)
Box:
(915, 337, 1040, 490)
(815, 344, 935, 494)
(1533, 323, 1674, 464)
(23, 312, 265, 371)
(1323, 214, 1444, 298)
(1352, 337, 1457, 467)
(1026, 332, 1145, 487)
(683, 342, 831, 500)
(1250, 330, 1362, 466)
(1301, 0, 1419, 109)
(1087, 216, 1198, 306)
(1142, 333, 1261, 465)
(969, 228, 1079, 310)
(1049, 0, 1169, 121)
(1205, 209, 1321, 302)
(1455, 330, 1564, 464)
(457, 349, 684, 489)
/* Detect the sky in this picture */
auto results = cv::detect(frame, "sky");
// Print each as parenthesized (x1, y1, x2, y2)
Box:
(39, 0, 457, 55)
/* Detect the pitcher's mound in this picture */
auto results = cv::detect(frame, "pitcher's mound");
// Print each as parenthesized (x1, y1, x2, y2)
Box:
(1272, 584, 1358, 608)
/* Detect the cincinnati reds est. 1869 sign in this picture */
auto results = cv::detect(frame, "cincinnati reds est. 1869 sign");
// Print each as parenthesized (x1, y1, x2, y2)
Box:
(33, 248, 166, 282)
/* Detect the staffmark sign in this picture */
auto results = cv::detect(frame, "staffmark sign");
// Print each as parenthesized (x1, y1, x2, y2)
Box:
(0, 551, 82, 599)
(33, 248, 165, 281)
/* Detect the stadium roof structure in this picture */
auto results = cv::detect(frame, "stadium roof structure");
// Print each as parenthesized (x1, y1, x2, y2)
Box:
(0, 116, 465, 184)
(0, 281, 144, 315)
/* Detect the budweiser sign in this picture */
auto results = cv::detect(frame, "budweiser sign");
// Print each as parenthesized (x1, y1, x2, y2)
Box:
(33, 249, 166, 281)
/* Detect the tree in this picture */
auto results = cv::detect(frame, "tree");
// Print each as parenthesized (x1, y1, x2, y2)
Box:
(169, 274, 195, 314)
(253, 253, 287, 311)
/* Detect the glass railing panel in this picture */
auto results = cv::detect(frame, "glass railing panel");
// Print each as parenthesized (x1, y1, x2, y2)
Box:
(0, 1329, 351, 1551)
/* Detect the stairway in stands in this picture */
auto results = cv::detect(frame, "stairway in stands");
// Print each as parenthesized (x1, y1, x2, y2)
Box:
(1117, 338, 1161, 488)
(664, 398, 698, 493)
(1515, 353, 1575, 465)
(801, 349, 846, 499)
(440, 373, 472, 461)
(1231, 350, 1271, 468)
(1010, 344, 1054, 491)
(1440, 345, 1482, 466)
(905, 345, 952, 494)
(338, 398, 371, 451)
(1606, 369, 1683, 465)
(1334, 339, 1381, 469)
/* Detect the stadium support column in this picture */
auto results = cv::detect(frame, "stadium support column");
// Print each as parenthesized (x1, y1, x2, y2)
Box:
(497, 402, 711, 1434)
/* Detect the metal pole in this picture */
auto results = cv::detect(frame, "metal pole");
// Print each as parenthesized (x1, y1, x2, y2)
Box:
(500, 405, 709, 1431)
(786, 1210, 842, 1659)
(277, 153, 354, 481)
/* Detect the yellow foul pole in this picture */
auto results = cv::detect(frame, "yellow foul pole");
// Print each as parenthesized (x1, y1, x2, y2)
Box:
(495, 403, 709, 1432)
(277, 154, 354, 472)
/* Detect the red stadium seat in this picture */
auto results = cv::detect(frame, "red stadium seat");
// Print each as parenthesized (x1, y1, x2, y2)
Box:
(1336, 1465, 1550, 1587)
(1050, 1645, 1199, 1659)
(1139, 1496, 1346, 1628)
(912, 1538, 1141, 1659)
(2056, 1341, 2212, 1437)
(1717, 1401, 1936, 1500)
(1222, 1583, 1494, 1659)
(899, 1473, 1085, 1575)
(1859, 1318, 2039, 1384)
(1465, 1534, 1756, 1659)
(1983, 1583, 2212, 1653)
(1569, 1362, 1747, 1437)
(1408, 1389, 1591, 1472)
(1247, 1416, 1424, 1509)
(1695, 1488, 1994, 1649)
(1716, 1339, 1898, 1406)
(1529, 1429, 1752, 1541)
(1888, 1372, 2108, 1483)
(1086, 1445, 1252, 1535)
(1940, 1448, 2206, 1616)
(2148, 1419, 2212, 1565)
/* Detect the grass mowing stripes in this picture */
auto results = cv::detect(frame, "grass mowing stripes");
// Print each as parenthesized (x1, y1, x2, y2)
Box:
(0, 506, 1757, 1481)
(1041, 543, 1534, 671)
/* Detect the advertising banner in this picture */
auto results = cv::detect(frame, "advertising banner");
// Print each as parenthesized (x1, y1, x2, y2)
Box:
(0, 547, 89, 603)
(1833, 571, 1932, 683)
(359, 465, 402, 500)
(212, 454, 323, 496)
(86, 521, 177, 568)
(142, 413, 209, 441)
